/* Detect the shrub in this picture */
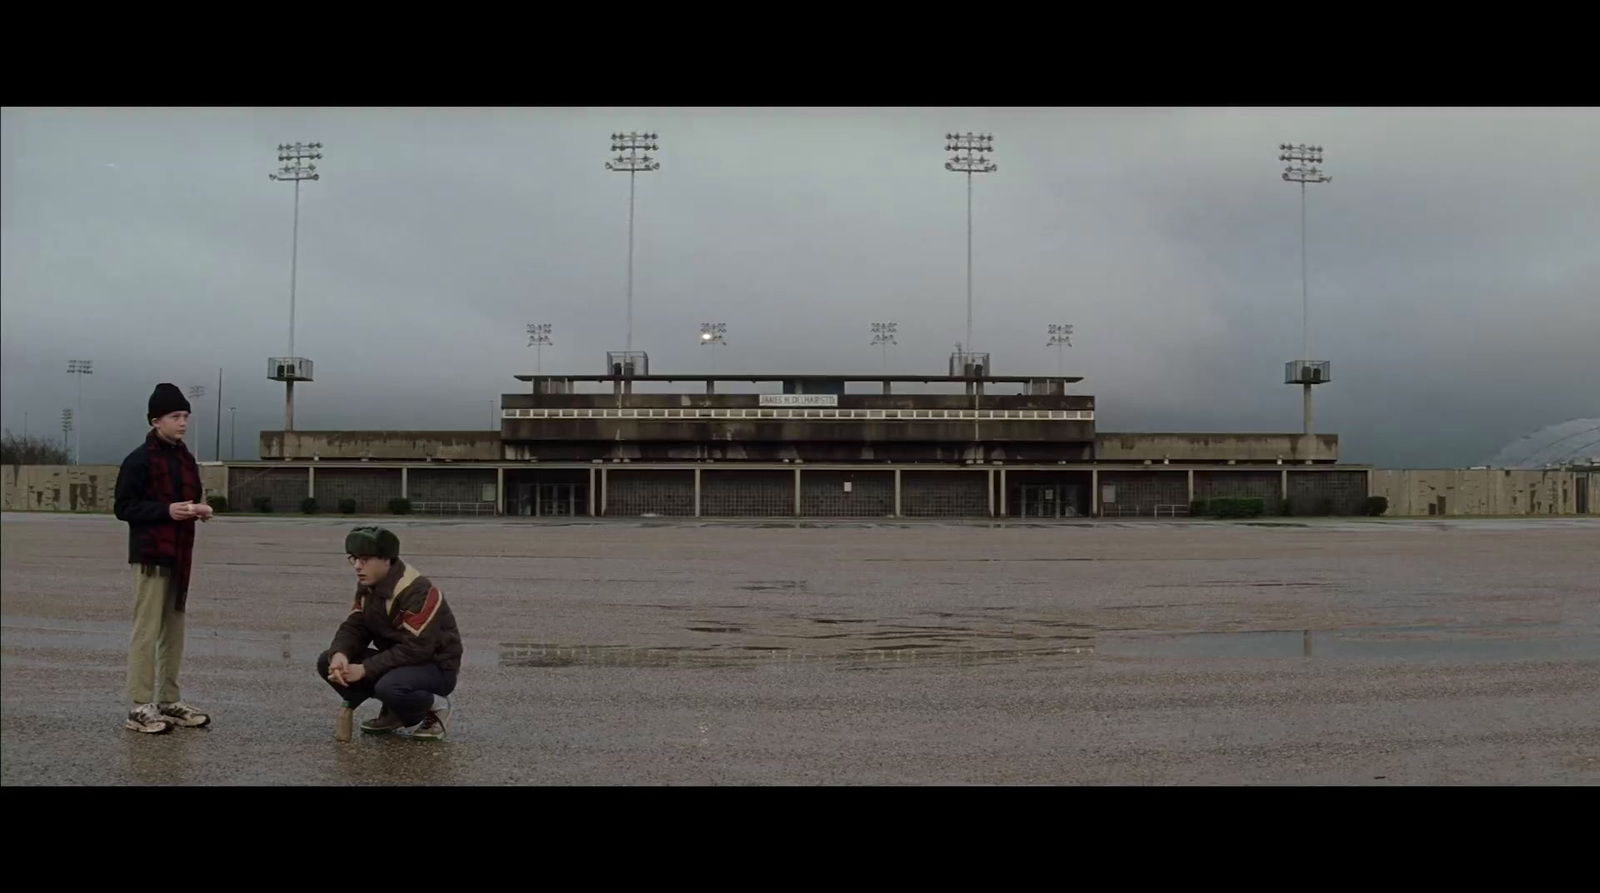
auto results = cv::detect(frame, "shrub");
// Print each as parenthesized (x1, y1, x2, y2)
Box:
(252, 496, 273, 513)
(388, 497, 412, 515)
(1363, 496, 1389, 516)
(338, 498, 358, 515)
(301, 497, 321, 515)
(1209, 497, 1265, 518)
(206, 494, 229, 513)
(1190, 499, 1209, 517)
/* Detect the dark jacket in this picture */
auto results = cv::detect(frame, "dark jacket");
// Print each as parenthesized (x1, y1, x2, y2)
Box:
(113, 434, 201, 568)
(331, 559, 463, 677)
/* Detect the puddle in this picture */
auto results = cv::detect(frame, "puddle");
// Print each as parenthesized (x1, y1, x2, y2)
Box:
(10, 612, 1590, 674)
(1103, 625, 1599, 662)
(739, 580, 809, 593)
(497, 640, 1096, 670)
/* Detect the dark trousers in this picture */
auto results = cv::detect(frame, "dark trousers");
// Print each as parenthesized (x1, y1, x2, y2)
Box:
(317, 648, 457, 727)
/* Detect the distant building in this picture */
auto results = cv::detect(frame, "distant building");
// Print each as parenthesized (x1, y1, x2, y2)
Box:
(229, 358, 1369, 519)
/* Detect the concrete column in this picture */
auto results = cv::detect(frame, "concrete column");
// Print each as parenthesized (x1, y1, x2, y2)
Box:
(705, 381, 715, 396)
(1281, 468, 1289, 504)
(1365, 468, 1373, 499)
(601, 468, 609, 516)
(794, 468, 802, 517)
(401, 467, 408, 499)
(496, 467, 505, 516)
(694, 468, 702, 518)
(1187, 468, 1195, 504)
(307, 466, 315, 499)
(1091, 468, 1099, 517)
(589, 467, 597, 517)
(894, 468, 902, 517)
(999, 468, 1007, 518)
(882, 381, 892, 396)
(988, 468, 995, 517)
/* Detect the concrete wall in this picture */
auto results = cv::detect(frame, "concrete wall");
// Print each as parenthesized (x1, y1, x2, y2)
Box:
(1371, 468, 1594, 516)
(260, 431, 499, 461)
(1095, 433, 1338, 463)
(2, 464, 227, 513)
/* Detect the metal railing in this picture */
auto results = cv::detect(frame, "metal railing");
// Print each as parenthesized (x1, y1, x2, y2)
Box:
(1154, 504, 1191, 518)
(411, 501, 496, 516)
(503, 407, 1094, 422)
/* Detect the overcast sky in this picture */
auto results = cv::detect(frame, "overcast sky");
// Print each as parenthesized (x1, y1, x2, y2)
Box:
(3, 107, 1596, 468)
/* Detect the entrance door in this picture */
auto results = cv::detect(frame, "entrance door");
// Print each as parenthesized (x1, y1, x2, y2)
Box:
(537, 484, 567, 516)
(1018, 485, 1061, 518)
(534, 484, 588, 517)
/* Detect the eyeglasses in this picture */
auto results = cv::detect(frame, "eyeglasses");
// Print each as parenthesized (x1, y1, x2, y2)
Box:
(347, 555, 380, 566)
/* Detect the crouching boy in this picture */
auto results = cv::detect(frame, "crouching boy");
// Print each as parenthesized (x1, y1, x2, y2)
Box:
(317, 526, 462, 741)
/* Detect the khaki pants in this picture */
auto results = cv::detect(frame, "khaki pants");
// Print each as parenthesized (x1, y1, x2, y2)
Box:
(127, 565, 186, 705)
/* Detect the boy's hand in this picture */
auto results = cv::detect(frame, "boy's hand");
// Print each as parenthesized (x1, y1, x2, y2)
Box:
(327, 652, 350, 685)
(342, 664, 367, 684)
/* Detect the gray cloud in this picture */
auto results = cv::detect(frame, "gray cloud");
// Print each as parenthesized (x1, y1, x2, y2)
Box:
(4, 107, 1597, 468)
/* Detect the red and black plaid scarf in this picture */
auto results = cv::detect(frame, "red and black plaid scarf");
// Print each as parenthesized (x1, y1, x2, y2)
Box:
(143, 430, 203, 610)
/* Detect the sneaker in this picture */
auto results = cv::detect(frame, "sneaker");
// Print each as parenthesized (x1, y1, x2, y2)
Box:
(158, 701, 211, 728)
(336, 704, 355, 742)
(396, 710, 447, 741)
(360, 708, 405, 735)
(125, 703, 173, 735)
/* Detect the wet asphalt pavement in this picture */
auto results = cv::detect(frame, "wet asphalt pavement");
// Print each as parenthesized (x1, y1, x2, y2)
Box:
(3, 512, 1597, 785)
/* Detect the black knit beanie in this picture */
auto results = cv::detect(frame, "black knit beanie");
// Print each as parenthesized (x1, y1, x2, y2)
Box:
(148, 383, 191, 423)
